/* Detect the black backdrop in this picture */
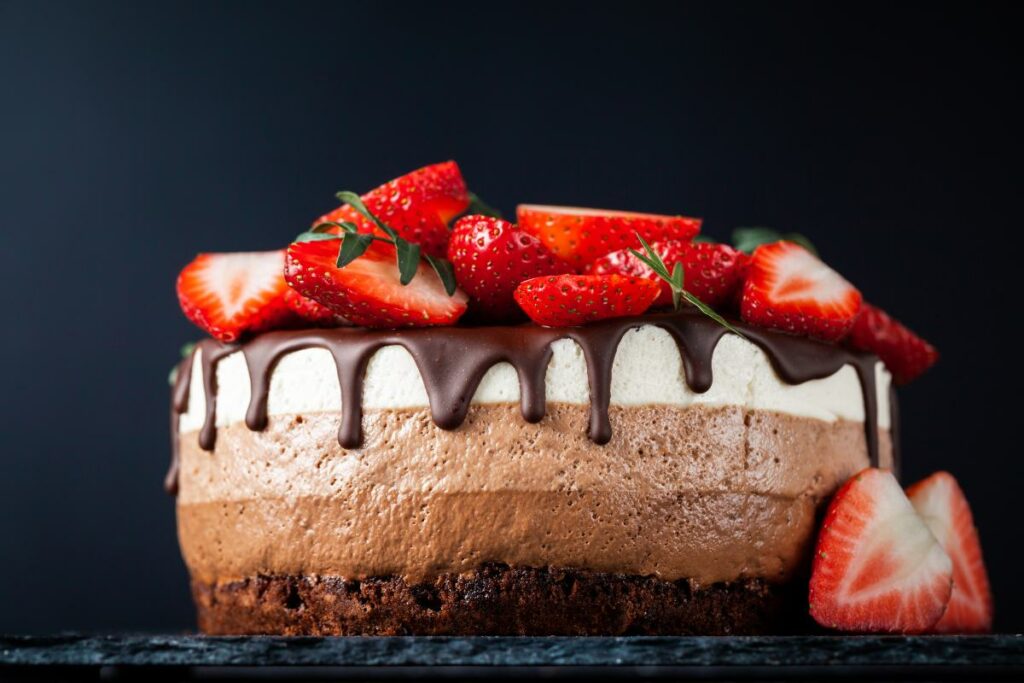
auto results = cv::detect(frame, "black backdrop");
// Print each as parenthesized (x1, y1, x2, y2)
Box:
(1, 1, 1021, 633)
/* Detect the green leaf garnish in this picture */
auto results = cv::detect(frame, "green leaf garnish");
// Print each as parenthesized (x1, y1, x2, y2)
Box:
(394, 238, 421, 286)
(335, 191, 399, 241)
(732, 226, 817, 256)
(629, 232, 747, 339)
(465, 192, 503, 219)
(294, 230, 342, 243)
(321, 189, 458, 296)
(336, 232, 374, 267)
(425, 254, 458, 296)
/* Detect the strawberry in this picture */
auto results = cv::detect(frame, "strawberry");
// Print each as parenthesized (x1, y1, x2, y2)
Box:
(176, 250, 295, 343)
(907, 472, 993, 633)
(448, 215, 574, 320)
(285, 237, 468, 328)
(740, 241, 862, 341)
(809, 468, 953, 634)
(849, 303, 939, 385)
(283, 286, 348, 326)
(513, 274, 660, 327)
(516, 205, 701, 269)
(586, 240, 746, 308)
(315, 161, 469, 258)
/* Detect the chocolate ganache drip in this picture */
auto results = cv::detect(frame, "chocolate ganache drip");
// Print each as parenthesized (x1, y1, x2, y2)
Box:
(167, 310, 890, 494)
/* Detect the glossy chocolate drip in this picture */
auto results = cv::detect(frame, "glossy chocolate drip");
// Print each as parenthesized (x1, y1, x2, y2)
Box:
(168, 310, 890, 493)
(165, 351, 195, 495)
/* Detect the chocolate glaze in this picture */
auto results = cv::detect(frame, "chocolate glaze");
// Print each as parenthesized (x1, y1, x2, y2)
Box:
(167, 310, 890, 494)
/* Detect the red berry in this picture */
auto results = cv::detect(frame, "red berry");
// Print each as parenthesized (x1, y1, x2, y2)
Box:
(283, 286, 348, 326)
(849, 303, 939, 384)
(586, 240, 746, 308)
(448, 215, 573, 320)
(517, 204, 701, 269)
(907, 472, 993, 633)
(315, 161, 469, 258)
(513, 274, 660, 327)
(740, 241, 862, 341)
(285, 238, 467, 328)
(809, 468, 953, 633)
(176, 250, 296, 343)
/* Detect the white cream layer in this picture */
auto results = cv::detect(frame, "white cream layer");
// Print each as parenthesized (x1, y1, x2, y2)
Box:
(178, 326, 892, 434)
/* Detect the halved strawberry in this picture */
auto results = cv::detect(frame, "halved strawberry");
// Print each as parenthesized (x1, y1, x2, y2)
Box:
(516, 205, 701, 269)
(448, 215, 574, 320)
(586, 239, 746, 308)
(809, 468, 953, 633)
(315, 161, 469, 258)
(176, 250, 295, 343)
(285, 238, 468, 328)
(513, 274, 660, 327)
(283, 286, 348, 327)
(907, 472, 993, 633)
(740, 241, 862, 341)
(849, 303, 939, 385)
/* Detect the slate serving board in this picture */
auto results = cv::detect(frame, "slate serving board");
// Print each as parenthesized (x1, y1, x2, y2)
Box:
(2, 634, 1022, 681)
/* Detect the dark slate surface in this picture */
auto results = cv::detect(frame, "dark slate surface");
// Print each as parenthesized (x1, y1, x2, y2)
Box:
(1, 634, 1022, 668)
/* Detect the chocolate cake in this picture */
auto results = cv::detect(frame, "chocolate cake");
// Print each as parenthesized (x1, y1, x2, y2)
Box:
(169, 313, 894, 635)
(169, 161, 978, 636)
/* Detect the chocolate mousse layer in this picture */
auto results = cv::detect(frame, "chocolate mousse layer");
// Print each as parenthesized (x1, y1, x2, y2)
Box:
(176, 403, 889, 634)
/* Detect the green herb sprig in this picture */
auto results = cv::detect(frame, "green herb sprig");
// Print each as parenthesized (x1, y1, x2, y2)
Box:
(628, 234, 747, 338)
(303, 191, 458, 296)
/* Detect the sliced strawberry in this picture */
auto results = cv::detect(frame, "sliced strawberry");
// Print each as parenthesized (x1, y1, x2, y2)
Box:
(513, 274, 660, 327)
(176, 250, 295, 343)
(315, 161, 469, 258)
(516, 205, 701, 269)
(285, 238, 468, 328)
(740, 241, 862, 341)
(448, 215, 574, 320)
(849, 303, 939, 385)
(283, 286, 349, 327)
(586, 240, 746, 308)
(907, 472, 993, 633)
(809, 468, 953, 634)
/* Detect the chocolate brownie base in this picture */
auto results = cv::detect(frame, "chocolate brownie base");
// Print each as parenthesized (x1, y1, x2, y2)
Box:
(192, 564, 794, 635)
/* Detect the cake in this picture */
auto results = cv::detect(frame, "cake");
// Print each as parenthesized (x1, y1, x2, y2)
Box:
(169, 161, 991, 635)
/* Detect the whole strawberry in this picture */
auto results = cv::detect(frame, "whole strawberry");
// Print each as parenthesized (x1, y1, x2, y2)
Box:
(448, 215, 573, 320)
(587, 240, 746, 308)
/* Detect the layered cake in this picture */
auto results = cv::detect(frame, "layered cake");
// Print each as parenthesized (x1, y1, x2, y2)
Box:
(169, 161, 991, 635)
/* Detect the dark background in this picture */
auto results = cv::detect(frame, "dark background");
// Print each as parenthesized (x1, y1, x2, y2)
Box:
(1, 1, 1020, 633)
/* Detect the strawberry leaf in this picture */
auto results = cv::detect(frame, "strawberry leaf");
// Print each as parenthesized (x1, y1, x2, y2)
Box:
(394, 237, 421, 286)
(337, 232, 374, 267)
(295, 230, 343, 243)
(312, 219, 360, 234)
(425, 255, 458, 296)
(732, 226, 817, 256)
(465, 192, 503, 219)
(336, 191, 400, 240)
